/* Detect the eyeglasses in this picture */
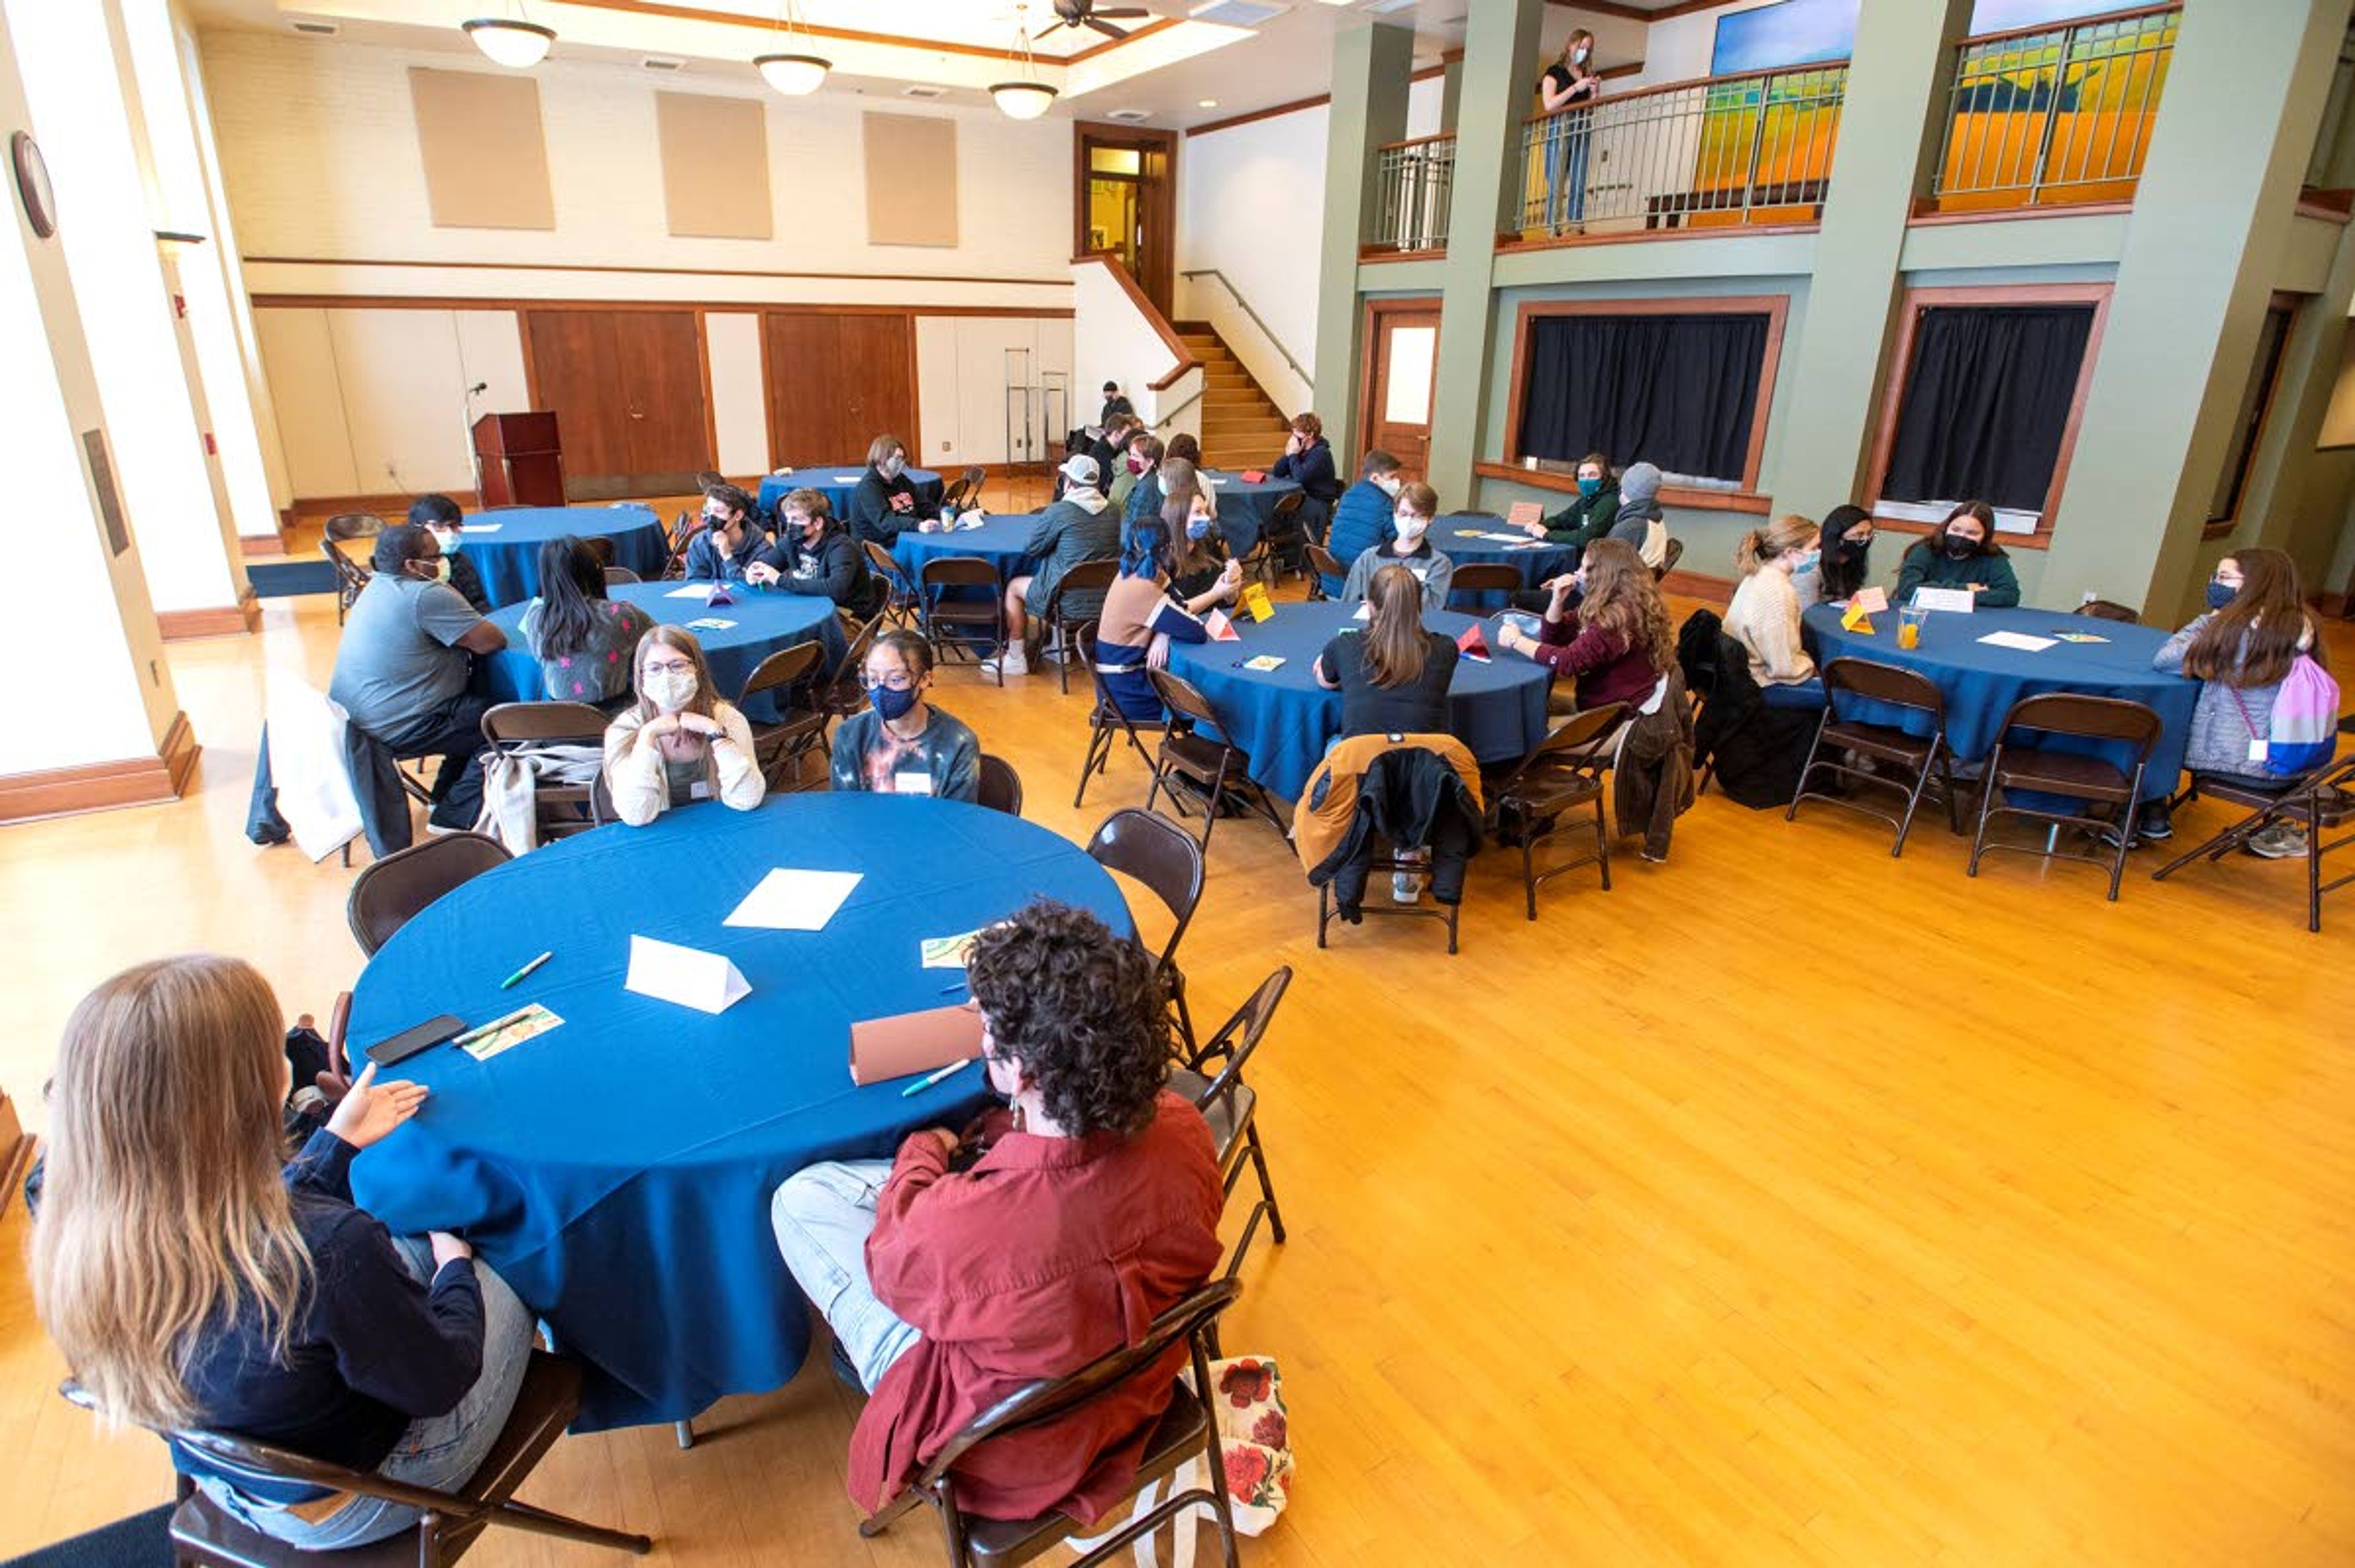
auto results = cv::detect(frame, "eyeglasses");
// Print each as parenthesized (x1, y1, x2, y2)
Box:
(641, 658, 697, 677)
(864, 671, 917, 691)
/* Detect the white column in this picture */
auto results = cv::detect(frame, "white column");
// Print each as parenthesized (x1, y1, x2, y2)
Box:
(7, 0, 253, 637)
(0, 2, 195, 819)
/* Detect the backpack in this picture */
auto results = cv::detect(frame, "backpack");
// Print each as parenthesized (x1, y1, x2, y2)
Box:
(2242, 655, 2342, 776)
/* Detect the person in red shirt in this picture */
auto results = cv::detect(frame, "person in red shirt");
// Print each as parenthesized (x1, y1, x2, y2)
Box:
(770, 900, 1225, 1527)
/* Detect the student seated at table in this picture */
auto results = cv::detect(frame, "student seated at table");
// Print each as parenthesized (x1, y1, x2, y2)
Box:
(1896, 501, 2021, 608)
(769, 899, 1223, 1528)
(1272, 411, 1339, 539)
(684, 483, 770, 583)
(1340, 481, 1454, 610)
(1723, 513, 1825, 709)
(1516, 452, 1619, 559)
(518, 534, 653, 710)
(409, 494, 491, 613)
(31, 954, 534, 1552)
(1496, 538, 1673, 711)
(750, 489, 879, 616)
(1095, 518, 1238, 721)
(1119, 435, 1167, 529)
(328, 523, 507, 832)
(988, 454, 1120, 680)
(2151, 547, 2329, 856)
(1323, 450, 1403, 596)
(1799, 503, 1875, 607)
(1165, 467, 1234, 600)
(1316, 563, 1460, 736)
(829, 630, 979, 801)
(1604, 461, 1668, 568)
(603, 627, 764, 825)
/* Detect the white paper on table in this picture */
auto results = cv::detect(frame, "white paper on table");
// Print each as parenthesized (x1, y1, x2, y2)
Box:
(834, 473, 862, 483)
(458, 522, 503, 535)
(1911, 587, 1977, 614)
(1977, 630, 2058, 653)
(665, 583, 716, 599)
(624, 935, 751, 1015)
(1352, 602, 1371, 621)
(1479, 531, 1531, 543)
(723, 868, 865, 931)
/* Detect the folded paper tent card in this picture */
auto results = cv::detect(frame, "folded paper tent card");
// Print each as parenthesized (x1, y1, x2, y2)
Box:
(624, 935, 749, 1015)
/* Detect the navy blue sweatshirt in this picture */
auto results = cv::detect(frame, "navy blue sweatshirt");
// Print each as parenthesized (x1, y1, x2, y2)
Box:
(171, 1130, 485, 1503)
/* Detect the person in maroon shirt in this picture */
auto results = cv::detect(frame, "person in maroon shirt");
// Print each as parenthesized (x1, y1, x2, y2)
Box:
(770, 900, 1225, 1528)
(1496, 537, 1676, 712)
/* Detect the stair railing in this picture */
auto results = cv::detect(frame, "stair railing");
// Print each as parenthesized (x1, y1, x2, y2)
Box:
(1179, 270, 1308, 386)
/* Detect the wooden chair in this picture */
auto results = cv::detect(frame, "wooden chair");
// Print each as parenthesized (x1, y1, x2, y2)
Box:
(917, 557, 1006, 681)
(1447, 563, 1523, 610)
(322, 536, 373, 626)
(740, 641, 829, 792)
(1787, 658, 1961, 857)
(1490, 702, 1626, 919)
(1166, 967, 1292, 1320)
(1072, 625, 1167, 808)
(1038, 559, 1120, 695)
(2075, 598, 2141, 624)
(1143, 668, 1287, 849)
(1242, 492, 1308, 587)
(662, 512, 698, 581)
(480, 702, 610, 844)
(346, 832, 512, 957)
(976, 752, 1024, 817)
(862, 539, 919, 628)
(1304, 543, 1344, 602)
(819, 609, 890, 730)
(1087, 807, 1205, 1051)
(71, 1354, 652, 1568)
(2151, 751, 2355, 931)
(1653, 537, 1685, 583)
(1967, 693, 2161, 901)
(854, 1279, 1243, 1568)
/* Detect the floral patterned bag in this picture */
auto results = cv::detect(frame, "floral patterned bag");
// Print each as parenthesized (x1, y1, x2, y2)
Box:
(1206, 1355, 1292, 1534)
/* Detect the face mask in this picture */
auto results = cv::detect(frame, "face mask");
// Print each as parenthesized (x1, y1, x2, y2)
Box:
(428, 527, 460, 554)
(415, 557, 451, 585)
(2206, 579, 2238, 611)
(1943, 534, 1978, 560)
(1395, 516, 1427, 544)
(1186, 515, 1213, 540)
(1577, 476, 1601, 498)
(1127, 454, 1147, 475)
(798, 518, 824, 542)
(1157, 476, 1173, 497)
(1791, 549, 1821, 575)
(881, 456, 905, 480)
(643, 668, 698, 713)
(1373, 473, 1403, 499)
(867, 682, 919, 722)
(1574, 46, 1590, 62)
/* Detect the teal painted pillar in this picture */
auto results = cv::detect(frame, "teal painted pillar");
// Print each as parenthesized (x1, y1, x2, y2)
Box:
(1424, 0, 1544, 507)
(1764, 0, 1972, 522)
(1313, 23, 1413, 460)
(2045, 0, 2349, 621)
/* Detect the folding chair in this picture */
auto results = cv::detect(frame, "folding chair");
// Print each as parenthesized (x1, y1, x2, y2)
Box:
(1304, 543, 1344, 603)
(1038, 559, 1120, 695)
(1490, 702, 1626, 919)
(1242, 492, 1308, 587)
(2075, 598, 2140, 624)
(1787, 657, 1961, 856)
(1653, 537, 1685, 583)
(346, 832, 511, 957)
(739, 641, 829, 792)
(662, 513, 698, 580)
(321, 525, 376, 627)
(918, 557, 1007, 681)
(1967, 692, 2161, 901)
(1447, 563, 1523, 611)
(2151, 751, 2355, 931)
(1166, 967, 1293, 1322)
(976, 752, 1024, 817)
(1072, 625, 1166, 808)
(862, 539, 919, 629)
(1143, 668, 1287, 849)
(1087, 807, 1205, 1050)
(480, 701, 610, 844)
(603, 567, 640, 586)
(819, 609, 890, 733)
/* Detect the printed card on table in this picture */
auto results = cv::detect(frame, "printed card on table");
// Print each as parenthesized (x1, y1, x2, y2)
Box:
(1506, 501, 1543, 529)
(724, 869, 864, 931)
(459, 1004, 564, 1062)
(1911, 586, 1975, 614)
(1242, 654, 1287, 673)
(684, 618, 736, 632)
(921, 930, 983, 969)
(1204, 608, 1243, 643)
(1851, 586, 1888, 614)
(1840, 600, 1875, 634)
(1456, 624, 1492, 663)
(1239, 470, 1266, 484)
(1239, 581, 1276, 623)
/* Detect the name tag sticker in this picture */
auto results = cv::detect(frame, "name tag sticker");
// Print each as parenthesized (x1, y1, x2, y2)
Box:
(2249, 739, 2269, 764)
(894, 771, 935, 796)
(690, 781, 713, 801)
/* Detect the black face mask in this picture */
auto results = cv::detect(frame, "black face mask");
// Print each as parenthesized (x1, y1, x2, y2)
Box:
(1942, 534, 1979, 560)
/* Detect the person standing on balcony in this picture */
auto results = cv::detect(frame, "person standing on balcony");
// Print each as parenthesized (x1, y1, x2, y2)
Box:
(1536, 29, 1603, 234)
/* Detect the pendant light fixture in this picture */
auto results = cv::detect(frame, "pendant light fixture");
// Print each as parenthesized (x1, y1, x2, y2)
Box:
(462, 1, 554, 69)
(991, 7, 1057, 121)
(754, 0, 831, 96)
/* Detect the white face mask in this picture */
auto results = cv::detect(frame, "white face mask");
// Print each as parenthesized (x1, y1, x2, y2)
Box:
(643, 668, 699, 713)
(413, 556, 451, 585)
(1394, 514, 1427, 543)
(427, 527, 459, 554)
(1374, 473, 1403, 499)
(1157, 476, 1173, 497)
(1574, 46, 1590, 63)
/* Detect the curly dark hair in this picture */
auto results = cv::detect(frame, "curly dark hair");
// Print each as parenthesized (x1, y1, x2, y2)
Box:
(965, 900, 1170, 1139)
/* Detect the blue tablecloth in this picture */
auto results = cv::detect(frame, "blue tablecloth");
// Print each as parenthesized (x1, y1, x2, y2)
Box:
(891, 512, 1042, 588)
(475, 580, 846, 724)
(1803, 603, 2197, 800)
(759, 467, 942, 526)
(461, 507, 668, 608)
(1164, 600, 1550, 800)
(1436, 513, 1578, 609)
(345, 794, 1132, 1432)
(1200, 470, 1302, 556)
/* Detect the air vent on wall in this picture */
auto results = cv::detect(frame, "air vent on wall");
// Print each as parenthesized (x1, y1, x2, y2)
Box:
(288, 17, 339, 35)
(642, 55, 687, 71)
(901, 84, 948, 99)
(1189, 0, 1287, 23)
(1106, 108, 1152, 122)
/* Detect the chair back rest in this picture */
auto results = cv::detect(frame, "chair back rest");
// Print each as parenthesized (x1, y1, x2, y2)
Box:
(1656, 537, 1685, 579)
(937, 477, 974, 513)
(323, 512, 383, 542)
(1146, 667, 1222, 733)
(320, 537, 372, 584)
(1268, 491, 1304, 522)
(1074, 623, 1124, 716)
(908, 1279, 1243, 1489)
(1044, 558, 1120, 619)
(977, 752, 1024, 816)
(481, 701, 610, 746)
(581, 535, 616, 568)
(960, 464, 986, 488)
(2075, 598, 2140, 624)
(347, 832, 512, 957)
(1821, 656, 1945, 722)
(1999, 692, 2163, 756)
(742, 640, 825, 702)
(603, 566, 641, 586)
(1189, 966, 1292, 1114)
(1520, 700, 1628, 775)
(824, 610, 888, 708)
(862, 539, 906, 586)
(1449, 563, 1523, 594)
(1086, 807, 1204, 966)
(1307, 543, 1345, 581)
(920, 555, 998, 589)
(694, 470, 726, 493)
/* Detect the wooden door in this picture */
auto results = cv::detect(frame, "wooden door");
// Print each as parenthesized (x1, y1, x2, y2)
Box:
(1360, 303, 1442, 479)
(762, 313, 840, 468)
(834, 315, 918, 457)
(524, 309, 708, 497)
(524, 311, 629, 488)
(610, 312, 708, 486)
(1076, 124, 1178, 318)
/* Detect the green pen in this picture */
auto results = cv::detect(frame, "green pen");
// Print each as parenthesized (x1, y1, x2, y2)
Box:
(500, 951, 553, 990)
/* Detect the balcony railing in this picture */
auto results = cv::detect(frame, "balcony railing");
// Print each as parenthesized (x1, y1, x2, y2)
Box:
(1369, 134, 1455, 253)
(1515, 62, 1847, 241)
(1929, 4, 2178, 212)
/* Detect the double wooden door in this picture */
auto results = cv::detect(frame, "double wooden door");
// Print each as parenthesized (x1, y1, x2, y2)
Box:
(762, 313, 919, 468)
(523, 310, 710, 498)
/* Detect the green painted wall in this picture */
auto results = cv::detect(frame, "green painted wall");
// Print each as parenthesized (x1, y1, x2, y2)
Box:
(1313, 23, 1414, 464)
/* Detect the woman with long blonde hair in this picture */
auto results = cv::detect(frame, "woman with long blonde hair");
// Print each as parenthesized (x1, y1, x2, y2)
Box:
(33, 955, 533, 1550)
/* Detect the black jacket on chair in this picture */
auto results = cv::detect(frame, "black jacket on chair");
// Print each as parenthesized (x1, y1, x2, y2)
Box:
(1690, 629, 1817, 810)
(1308, 746, 1483, 913)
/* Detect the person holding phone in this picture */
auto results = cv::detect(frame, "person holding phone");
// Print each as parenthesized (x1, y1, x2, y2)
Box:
(1536, 29, 1603, 231)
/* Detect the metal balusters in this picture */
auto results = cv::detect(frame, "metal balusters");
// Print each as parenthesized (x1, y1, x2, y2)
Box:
(1931, 5, 2179, 208)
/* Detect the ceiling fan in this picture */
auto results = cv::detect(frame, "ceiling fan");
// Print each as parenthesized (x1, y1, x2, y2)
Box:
(1044, 0, 1152, 41)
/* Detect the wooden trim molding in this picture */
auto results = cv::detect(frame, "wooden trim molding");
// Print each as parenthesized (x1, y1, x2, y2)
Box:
(0, 1088, 27, 1222)
(252, 294, 1071, 319)
(158, 585, 261, 641)
(2296, 188, 2354, 222)
(1498, 293, 1790, 497)
(1660, 568, 1737, 604)
(1186, 94, 1330, 139)
(1361, 247, 1447, 265)
(243, 257, 1074, 289)
(1473, 461, 1773, 513)
(1493, 221, 1823, 256)
(0, 711, 200, 825)
(1907, 199, 2133, 228)
(1073, 253, 1197, 390)
(565, 0, 1175, 67)
(1358, 296, 1443, 475)
(1863, 282, 2114, 551)
(288, 491, 481, 521)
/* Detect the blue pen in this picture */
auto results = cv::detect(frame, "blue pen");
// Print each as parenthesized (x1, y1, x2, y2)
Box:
(900, 1059, 969, 1097)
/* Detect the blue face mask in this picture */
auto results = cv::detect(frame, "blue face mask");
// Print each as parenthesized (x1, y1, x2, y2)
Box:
(1577, 476, 1601, 499)
(1186, 516, 1212, 540)
(2206, 578, 2237, 611)
(867, 683, 919, 722)
(1792, 549, 1821, 575)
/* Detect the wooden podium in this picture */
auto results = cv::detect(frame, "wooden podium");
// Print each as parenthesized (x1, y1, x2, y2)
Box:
(472, 412, 565, 507)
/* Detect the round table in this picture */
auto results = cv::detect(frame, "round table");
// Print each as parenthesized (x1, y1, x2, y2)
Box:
(476, 579, 848, 723)
(345, 794, 1133, 1432)
(1199, 470, 1302, 556)
(1436, 513, 1578, 609)
(460, 506, 669, 608)
(891, 511, 1042, 587)
(1165, 600, 1552, 801)
(1802, 603, 2197, 800)
(759, 467, 943, 526)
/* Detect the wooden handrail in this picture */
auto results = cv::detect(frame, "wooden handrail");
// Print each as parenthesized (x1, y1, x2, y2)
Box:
(1377, 132, 1457, 153)
(1523, 58, 1849, 123)
(1955, 1, 2178, 50)
(1071, 252, 1199, 394)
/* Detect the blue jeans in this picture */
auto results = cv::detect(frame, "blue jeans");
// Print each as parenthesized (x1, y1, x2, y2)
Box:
(198, 1240, 535, 1550)
(771, 1161, 924, 1392)
(1545, 110, 1591, 226)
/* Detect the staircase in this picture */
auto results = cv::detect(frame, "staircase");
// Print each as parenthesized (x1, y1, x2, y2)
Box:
(1174, 321, 1293, 470)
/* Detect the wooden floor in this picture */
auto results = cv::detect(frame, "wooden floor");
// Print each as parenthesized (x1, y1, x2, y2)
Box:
(4, 513, 2352, 1565)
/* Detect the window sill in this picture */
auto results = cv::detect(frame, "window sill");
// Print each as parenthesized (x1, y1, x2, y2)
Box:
(1476, 461, 1771, 513)
(1866, 510, 2054, 552)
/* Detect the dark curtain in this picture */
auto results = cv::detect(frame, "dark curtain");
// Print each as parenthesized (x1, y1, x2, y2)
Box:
(1882, 305, 2094, 512)
(1519, 313, 1769, 483)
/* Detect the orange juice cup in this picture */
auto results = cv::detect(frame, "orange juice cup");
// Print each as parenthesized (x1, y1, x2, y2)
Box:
(1897, 606, 1928, 651)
